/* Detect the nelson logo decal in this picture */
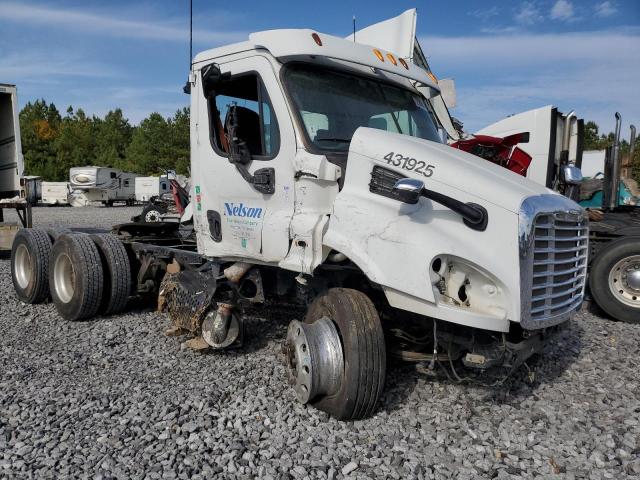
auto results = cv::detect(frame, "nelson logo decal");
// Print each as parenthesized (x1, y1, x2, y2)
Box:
(224, 202, 263, 219)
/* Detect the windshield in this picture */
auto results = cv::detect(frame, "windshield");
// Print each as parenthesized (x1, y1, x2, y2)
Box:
(284, 64, 442, 151)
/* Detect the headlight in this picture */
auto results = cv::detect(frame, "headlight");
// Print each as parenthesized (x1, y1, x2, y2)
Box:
(429, 255, 508, 319)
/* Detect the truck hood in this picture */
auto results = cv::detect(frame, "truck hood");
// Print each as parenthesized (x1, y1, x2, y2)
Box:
(349, 127, 553, 214)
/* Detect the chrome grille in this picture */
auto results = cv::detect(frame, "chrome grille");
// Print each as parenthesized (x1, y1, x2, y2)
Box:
(520, 195, 589, 329)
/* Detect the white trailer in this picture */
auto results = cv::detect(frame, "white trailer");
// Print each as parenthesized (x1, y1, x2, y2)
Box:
(1, 84, 33, 245)
(9, 16, 587, 420)
(68, 166, 138, 206)
(135, 176, 170, 203)
(0, 84, 24, 200)
(41, 181, 70, 205)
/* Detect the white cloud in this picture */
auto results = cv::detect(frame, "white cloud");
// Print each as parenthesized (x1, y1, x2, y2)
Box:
(550, 0, 576, 21)
(514, 2, 543, 25)
(0, 2, 246, 45)
(595, 1, 618, 17)
(0, 51, 119, 79)
(469, 6, 500, 21)
(420, 30, 640, 131)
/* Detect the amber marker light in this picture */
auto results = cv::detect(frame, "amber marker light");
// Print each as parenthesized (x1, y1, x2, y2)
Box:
(312, 33, 322, 46)
(386, 53, 397, 65)
(373, 49, 384, 62)
(398, 58, 409, 69)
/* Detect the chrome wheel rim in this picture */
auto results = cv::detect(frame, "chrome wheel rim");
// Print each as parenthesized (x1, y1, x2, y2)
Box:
(54, 253, 75, 303)
(145, 210, 161, 222)
(14, 244, 32, 289)
(285, 317, 344, 404)
(609, 255, 640, 308)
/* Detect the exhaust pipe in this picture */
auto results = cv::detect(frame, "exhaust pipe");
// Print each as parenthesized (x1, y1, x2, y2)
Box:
(630, 125, 636, 162)
(608, 113, 622, 211)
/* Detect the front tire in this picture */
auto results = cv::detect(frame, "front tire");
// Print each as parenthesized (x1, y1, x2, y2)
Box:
(141, 204, 167, 223)
(49, 234, 104, 321)
(590, 236, 640, 323)
(11, 229, 52, 304)
(286, 288, 386, 420)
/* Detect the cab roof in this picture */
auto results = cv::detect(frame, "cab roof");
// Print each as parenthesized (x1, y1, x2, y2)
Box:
(193, 29, 439, 91)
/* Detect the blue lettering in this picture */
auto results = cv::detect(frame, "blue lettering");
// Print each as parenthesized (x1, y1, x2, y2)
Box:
(223, 202, 263, 219)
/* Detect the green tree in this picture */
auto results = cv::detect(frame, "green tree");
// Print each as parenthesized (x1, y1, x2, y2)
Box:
(125, 112, 173, 175)
(19, 100, 61, 179)
(94, 109, 133, 169)
(54, 107, 98, 179)
(167, 107, 190, 175)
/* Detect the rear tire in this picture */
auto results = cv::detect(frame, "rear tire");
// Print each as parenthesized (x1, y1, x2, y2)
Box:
(590, 237, 640, 323)
(49, 234, 104, 321)
(91, 234, 131, 315)
(11, 229, 52, 304)
(300, 288, 386, 420)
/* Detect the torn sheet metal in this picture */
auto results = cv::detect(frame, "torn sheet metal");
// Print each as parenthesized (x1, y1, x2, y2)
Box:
(158, 270, 216, 333)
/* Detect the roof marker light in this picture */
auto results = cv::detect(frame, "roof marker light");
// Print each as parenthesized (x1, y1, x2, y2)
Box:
(373, 49, 384, 62)
(427, 71, 438, 83)
(312, 33, 322, 46)
(398, 58, 409, 70)
(386, 53, 397, 66)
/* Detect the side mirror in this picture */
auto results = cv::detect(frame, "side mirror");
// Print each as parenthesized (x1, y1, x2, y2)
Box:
(392, 178, 424, 204)
(201, 63, 230, 98)
(562, 165, 583, 185)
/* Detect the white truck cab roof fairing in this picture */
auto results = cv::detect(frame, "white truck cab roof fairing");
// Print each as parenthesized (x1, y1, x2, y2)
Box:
(193, 29, 439, 92)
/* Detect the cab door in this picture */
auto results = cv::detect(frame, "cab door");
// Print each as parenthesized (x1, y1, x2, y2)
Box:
(191, 55, 296, 262)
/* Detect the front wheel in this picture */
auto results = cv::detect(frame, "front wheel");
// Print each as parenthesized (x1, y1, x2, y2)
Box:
(285, 288, 386, 420)
(590, 236, 640, 323)
(141, 203, 167, 223)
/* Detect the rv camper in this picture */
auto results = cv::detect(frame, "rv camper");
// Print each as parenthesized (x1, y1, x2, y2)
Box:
(41, 181, 70, 206)
(135, 176, 170, 203)
(68, 167, 138, 207)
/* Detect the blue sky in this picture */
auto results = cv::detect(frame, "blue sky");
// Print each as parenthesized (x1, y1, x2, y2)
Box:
(0, 0, 638, 134)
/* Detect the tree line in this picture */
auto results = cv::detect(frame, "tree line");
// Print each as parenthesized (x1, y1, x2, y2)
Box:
(19, 100, 189, 181)
(18, 100, 639, 183)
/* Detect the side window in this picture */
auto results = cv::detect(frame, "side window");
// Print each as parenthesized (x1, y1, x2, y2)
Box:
(209, 73, 280, 159)
(110, 172, 117, 179)
(124, 179, 130, 187)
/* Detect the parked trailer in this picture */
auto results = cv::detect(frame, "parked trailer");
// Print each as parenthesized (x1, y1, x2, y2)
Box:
(1, 84, 32, 247)
(10, 20, 588, 420)
(41, 181, 70, 206)
(135, 176, 170, 203)
(68, 166, 138, 206)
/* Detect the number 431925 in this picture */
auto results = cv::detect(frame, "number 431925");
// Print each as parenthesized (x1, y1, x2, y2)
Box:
(383, 152, 435, 177)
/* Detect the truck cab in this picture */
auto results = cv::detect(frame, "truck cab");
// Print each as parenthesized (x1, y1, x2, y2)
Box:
(11, 25, 589, 421)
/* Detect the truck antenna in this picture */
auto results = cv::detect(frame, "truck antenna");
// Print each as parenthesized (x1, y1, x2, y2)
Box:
(189, 0, 193, 68)
(352, 16, 356, 42)
(183, 0, 193, 94)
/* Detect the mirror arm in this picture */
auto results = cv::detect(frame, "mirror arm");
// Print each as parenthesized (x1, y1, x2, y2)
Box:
(420, 189, 488, 231)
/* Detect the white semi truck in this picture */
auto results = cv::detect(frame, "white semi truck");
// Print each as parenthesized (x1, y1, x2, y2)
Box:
(10, 25, 588, 419)
(68, 166, 138, 207)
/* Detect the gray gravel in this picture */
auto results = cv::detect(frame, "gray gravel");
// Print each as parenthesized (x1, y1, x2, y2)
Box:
(1, 206, 639, 479)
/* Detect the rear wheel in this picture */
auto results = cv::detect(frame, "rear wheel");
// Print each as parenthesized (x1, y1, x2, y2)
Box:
(91, 234, 131, 315)
(11, 229, 52, 304)
(285, 288, 386, 420)
(49, 234, 104, 321)
(590, 237, 640, 323)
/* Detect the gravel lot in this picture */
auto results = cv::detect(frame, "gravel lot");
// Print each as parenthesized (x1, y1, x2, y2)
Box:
(1, 206, 639, 479)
